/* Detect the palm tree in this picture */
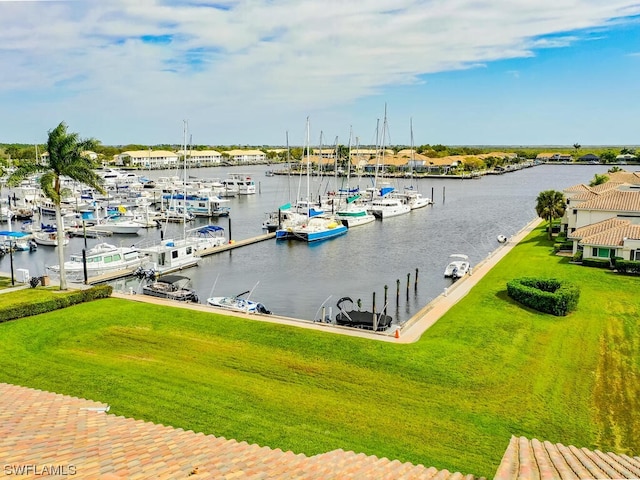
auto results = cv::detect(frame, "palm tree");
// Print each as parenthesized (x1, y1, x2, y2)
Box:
(8, 122, 105, 290)
(535, 190, 566, 240)
(589, 173, 609, 186)
(573, 143, 581, 156)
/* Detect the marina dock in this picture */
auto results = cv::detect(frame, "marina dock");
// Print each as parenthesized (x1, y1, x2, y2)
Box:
(86, 232, 275, 285)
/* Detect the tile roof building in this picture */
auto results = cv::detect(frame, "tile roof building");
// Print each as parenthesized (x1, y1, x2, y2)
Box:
(2, 383, 639, 479)
(0, 383, 481, 479)
(494, 436, 640, 480)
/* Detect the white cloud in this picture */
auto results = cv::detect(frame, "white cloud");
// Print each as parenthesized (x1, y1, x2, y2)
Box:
(0, 0, 639, 144)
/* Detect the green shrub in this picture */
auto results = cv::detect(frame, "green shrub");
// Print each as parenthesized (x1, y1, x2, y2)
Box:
(553, 241, 573, 252)
(506, 277, 580, 316)
(0, 285, 112, 324)
(572, 250, 583, 262)
(582, 258, 612, 268)
(614, 259, 640, 275)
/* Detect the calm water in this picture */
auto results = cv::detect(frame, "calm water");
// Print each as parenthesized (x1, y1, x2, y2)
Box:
(1, 164, 609, 323)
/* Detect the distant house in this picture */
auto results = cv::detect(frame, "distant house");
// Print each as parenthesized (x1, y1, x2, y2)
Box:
(177, 149, 222, 166)
(222, 149, 266, 163)
(578, 153, 600, 163)
(116, 150, 179, 168)
(536, 152, 573, 162)
(616, 153, 637, 162)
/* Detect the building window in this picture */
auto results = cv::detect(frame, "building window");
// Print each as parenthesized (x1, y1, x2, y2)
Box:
(632, 249, 640, 261)
(593, 247, 613, 258)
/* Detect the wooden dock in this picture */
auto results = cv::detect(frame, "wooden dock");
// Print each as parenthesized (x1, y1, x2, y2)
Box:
(85, 232, 275, 285)
(195, 232, 275, 257)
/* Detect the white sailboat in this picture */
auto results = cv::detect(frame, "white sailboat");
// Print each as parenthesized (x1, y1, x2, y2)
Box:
(335, 127, 375, 227)
(281, 118, 348, 243)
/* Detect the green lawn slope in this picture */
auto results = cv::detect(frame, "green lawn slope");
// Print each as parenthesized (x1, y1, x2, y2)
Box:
(0, 225, 637, 478)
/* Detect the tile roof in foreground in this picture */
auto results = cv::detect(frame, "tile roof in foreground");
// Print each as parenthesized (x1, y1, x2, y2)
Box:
(494, 435, 640, 480)
(0, 383, 482, 479)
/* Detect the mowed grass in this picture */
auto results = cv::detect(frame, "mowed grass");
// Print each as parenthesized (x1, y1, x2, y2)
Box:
(0, 225, 638, 478)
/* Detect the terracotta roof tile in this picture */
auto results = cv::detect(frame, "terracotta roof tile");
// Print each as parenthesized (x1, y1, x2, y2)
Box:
(575, 189, 640, 212)
(568, 218, 630, 240)
(579, 224, 640, 247)
(494, 436, 640, 480)
(0, 383, 483, 479)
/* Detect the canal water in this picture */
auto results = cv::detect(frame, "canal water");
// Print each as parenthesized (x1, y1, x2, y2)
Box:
(0, 164, 609, 323)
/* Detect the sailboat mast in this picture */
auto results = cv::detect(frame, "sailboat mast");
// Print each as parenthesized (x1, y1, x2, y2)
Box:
(306, 117, 311, 209)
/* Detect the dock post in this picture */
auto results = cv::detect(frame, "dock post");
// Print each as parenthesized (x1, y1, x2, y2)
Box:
(228, 217, 232, 243)
(443, 186, 446, 203)
(384, 285, 388, 316)
(82, 249, 88, 284)
(415, 268, 419, 291)
(406, 272, 410, 299)
(431, 187, 434, 204)
(372, 291, 376, 314)
(396, 279, 400, 305)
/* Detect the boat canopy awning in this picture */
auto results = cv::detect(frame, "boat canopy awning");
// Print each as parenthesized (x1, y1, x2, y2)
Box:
(197, 225, 224, 233)
(0, 231, 29, 238)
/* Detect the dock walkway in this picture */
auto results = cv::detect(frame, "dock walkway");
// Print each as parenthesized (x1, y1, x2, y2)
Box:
(85, 232, 275, 284)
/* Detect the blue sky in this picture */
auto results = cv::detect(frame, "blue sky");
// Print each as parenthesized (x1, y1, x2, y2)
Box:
(0, 0, 639, 147)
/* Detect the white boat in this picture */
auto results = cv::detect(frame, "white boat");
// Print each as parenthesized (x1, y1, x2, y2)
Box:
(185, 225, 227, 251)
(367, 196, 411, 219)
(443, 254, 470, 278)
(161, 193, 230, 217)
(32, 226, 70, 247)
(47, 242, 142, 279)
(335, 195, 375, 228)
(222, 174, 256, 195)
(93, 215, 144, 235)
(137, 238, 202, 275)
(497, 235, 508, 243)
(394, 188, 432, 210)
(207, 290, 271, 314)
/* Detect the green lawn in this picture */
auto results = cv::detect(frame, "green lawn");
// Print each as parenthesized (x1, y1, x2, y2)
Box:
(0, 226, 638, 478)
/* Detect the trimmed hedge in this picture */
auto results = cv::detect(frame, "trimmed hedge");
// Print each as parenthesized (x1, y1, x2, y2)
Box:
(615, 259, 640, 275)
(0, 285, 112, 324)
(506, 277, 580, 316)
(582, 258, 612, 269)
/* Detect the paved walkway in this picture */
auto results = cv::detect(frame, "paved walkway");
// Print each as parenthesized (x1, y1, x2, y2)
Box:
(1, 218, 542, 343)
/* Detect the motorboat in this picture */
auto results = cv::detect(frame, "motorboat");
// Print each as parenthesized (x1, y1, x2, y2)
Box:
(334, 297, 393, 331)
(394, 188, 432, 210)
(185, 225, 227, 251)
(141, 274, 199, 303)
(32, 225, 70, 247)
(222, 174, 256, 195)
(207, 290, 271, 314)
(137, 238, 202, 275)
(47, 242, 142, 279)
(443, 254, 470, 278)
(93, 216, 144, 235)
(367, 196, 411, 219)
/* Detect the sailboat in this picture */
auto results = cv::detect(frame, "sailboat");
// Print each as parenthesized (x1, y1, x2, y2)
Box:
(393, 118, 433, 210)
(335, 127, 375, 227)
(279, 118, 348, 242)
(366, 106, 410, 219)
